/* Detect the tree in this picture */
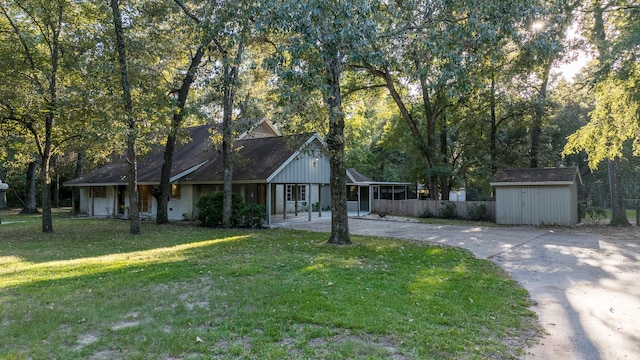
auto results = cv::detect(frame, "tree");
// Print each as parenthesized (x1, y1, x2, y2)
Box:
(353, 0, 545, 199)
(155, 0, 210, 225)
(110, 0, 140, 234)
(0, 0, 77, 231)
(564, 0, 639, 226)
(263, 0, 382, 244)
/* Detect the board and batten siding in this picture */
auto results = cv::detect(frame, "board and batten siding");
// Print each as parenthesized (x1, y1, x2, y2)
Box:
(495, 184, 578, 226)
(268, 141, 330, 185)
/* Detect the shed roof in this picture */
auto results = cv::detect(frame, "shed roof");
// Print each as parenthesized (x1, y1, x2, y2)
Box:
(490, 167, 582, 186)
(65, 123, 319, 186)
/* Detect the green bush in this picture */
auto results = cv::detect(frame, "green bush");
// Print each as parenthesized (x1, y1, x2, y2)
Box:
(197, 191, 268, 228)
(585, 205, 606, 224)
(241, 204, 267, 228)
(196, 191, 244, 227)
(439, 201, 458, 219)
(418, 207, 434, 218)
(467, 203, 488, 221)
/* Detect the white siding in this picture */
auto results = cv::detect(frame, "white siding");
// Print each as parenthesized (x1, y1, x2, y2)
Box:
(167, 185, 194, 221)
(84, 186, 116, 217)
(496, 185, 577, 226)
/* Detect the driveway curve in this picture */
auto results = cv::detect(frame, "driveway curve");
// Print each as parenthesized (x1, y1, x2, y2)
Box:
(273, 215, 640, 360)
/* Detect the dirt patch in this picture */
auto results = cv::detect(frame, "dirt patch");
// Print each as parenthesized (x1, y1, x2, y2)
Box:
(90, 350, 126, 360)
(73, 331, 100, 350)
(110, 321, 140, 331)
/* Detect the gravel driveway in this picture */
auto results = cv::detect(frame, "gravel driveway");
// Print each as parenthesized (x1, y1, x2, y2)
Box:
(273, 214, 640, 360)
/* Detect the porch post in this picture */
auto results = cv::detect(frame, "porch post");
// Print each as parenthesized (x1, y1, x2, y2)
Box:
(283, 184, 286, 220)
(308, 183, 312, 221)
(357, 186, 361, 217)
(318, 184, 322, 218)
(266, 182, 272, 225)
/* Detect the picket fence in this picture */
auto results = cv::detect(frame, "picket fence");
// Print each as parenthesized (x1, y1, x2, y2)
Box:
(372, 199, 496, 220)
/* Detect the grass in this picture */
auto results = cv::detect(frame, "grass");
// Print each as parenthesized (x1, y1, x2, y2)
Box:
(0, 210, 539, 359)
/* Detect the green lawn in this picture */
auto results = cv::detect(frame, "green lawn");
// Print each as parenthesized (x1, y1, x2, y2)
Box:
(0, 211, 539, 359)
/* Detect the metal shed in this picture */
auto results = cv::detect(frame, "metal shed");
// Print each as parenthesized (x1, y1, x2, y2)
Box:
(490, 167, 582, 226)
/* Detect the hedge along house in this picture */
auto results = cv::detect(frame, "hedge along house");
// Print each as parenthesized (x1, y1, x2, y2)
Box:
(490, 167, 582, 226)
(64, 120, 331, 225)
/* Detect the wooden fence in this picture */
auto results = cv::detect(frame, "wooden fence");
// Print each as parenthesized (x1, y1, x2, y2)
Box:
(372, 199, 496, 221)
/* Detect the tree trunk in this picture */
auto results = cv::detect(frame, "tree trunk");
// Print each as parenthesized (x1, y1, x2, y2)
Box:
(529, 60, 551, 168)
(220, 29, 246, 228)
(326, 52, 350, 245)
(608, 158, 630, 226)
(591, 1, 627, 227)
(111, 0, 139, 235)
(490, 73, 498, 174)
(364, 65, 436, 199)
(41, 154, 53, 232)
(439, 119, 450, 201)
(21, 160, 39, 214)
(73, 151, 83, 214)
(38, 1, 63, 233)
(0, 166, 6, 209)
(157, 46, 205, 224)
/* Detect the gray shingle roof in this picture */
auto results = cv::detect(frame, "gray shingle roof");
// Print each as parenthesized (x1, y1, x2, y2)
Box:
(65, 125, 315, 186)
(347, 168, 373, 183)
(490, 167, 581, 185)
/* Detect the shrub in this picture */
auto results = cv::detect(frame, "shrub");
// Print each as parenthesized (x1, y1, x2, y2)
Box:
(585, 205, 606, 224)
(196, 191, 244, 227)
(197, 191, 268, 228)
(467, 203, 488, 221)
(418, 207, 434, 218)
(241, 204, 267, 228)
(439, 201, 458, 219)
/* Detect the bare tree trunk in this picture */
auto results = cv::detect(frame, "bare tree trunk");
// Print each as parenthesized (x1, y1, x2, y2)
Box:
(0, 166, 6, 209)
(41, 154, 53, 232)
(73, 151, 83, 214)
(529, 60, 551, 168)
(21, 160, 39, 214)
(219, 28, 246, 228)
(326, 52, 350, 245)
(590, 1, 628, 227)
(608, 158, 630, 226)
(439, 118, 450, 201)
(157, 46, 205, 224)
(490, 73, 498, 174)
(111, 0, 139, 235)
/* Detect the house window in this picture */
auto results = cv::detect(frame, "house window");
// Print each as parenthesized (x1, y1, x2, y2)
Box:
(171, 184, 181, 199)
(138, 185, 151, 213)
(347, 186, 358, 201)
(286, 185, 306, 201)
(92, 186, 107, 198)
(380, 186, 393, 200)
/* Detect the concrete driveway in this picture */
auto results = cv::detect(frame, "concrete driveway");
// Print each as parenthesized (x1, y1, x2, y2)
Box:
(273, 214, 640, 360)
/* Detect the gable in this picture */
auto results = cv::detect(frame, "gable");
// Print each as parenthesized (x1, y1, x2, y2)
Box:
(236, 119, 281, 139)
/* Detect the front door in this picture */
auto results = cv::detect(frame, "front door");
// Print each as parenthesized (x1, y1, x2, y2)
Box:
(117, 185, 126, 216)
(359, 186, 370, 212)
